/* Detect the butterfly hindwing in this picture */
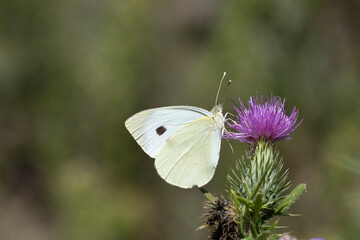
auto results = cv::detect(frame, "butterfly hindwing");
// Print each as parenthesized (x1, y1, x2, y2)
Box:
(154, 116, 222, 188)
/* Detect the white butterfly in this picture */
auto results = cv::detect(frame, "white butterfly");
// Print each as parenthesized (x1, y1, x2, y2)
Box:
(125, 73, 227, 189)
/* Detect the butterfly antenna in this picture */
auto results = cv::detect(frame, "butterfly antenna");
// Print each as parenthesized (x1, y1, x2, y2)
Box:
(226, 79, 232, 88)
(223, 98, 239, 109)
(215, 72, 227, 105)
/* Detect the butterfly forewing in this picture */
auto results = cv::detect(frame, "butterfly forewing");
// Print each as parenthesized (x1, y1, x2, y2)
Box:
(125, 106, 211, 158)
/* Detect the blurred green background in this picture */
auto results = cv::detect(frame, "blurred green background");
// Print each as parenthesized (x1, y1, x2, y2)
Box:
(0, 0, 359, 239)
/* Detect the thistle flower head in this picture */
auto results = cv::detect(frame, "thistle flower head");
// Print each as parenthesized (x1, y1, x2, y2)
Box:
(199, 197, 240, 240)
(223, 95, 302, 145)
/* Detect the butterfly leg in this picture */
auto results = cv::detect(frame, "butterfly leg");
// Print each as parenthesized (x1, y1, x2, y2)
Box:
(223, 127, 235, 154)
(224, 112, 235, 118)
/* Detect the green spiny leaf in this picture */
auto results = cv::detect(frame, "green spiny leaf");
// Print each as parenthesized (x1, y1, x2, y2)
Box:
(257, 231, 271, 240)
(253, 193, 263, 227)
(275, 183, 306, 214)
(231, 190, 252, 208)
(250, 221, 258, 238)
(268, 233, 282, 240)
(262, 219, 279, 232)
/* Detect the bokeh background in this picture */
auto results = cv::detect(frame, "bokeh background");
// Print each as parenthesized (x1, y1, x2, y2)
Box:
(0, 0, 359, 239)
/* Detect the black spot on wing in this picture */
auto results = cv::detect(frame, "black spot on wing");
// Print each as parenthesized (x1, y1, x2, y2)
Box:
(156, 126, 166, 135)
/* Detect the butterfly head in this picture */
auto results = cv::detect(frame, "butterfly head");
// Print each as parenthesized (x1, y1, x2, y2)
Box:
(211, 104, 223, 114)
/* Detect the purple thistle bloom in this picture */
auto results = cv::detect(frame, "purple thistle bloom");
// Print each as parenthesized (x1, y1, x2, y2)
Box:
(223, 95, 302, 145)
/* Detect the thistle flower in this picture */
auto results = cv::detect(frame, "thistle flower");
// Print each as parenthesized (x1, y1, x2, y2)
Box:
(199, 93, 306, 239)
(199, 197, 240, 240)
(223, 95, 302, 145)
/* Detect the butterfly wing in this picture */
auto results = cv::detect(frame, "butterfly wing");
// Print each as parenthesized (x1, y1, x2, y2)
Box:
(125, 106, 211, 158)
(154, 116, 222, 188)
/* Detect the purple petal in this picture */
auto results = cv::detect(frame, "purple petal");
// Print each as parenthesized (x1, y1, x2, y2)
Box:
(223, 94, 302, 145)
